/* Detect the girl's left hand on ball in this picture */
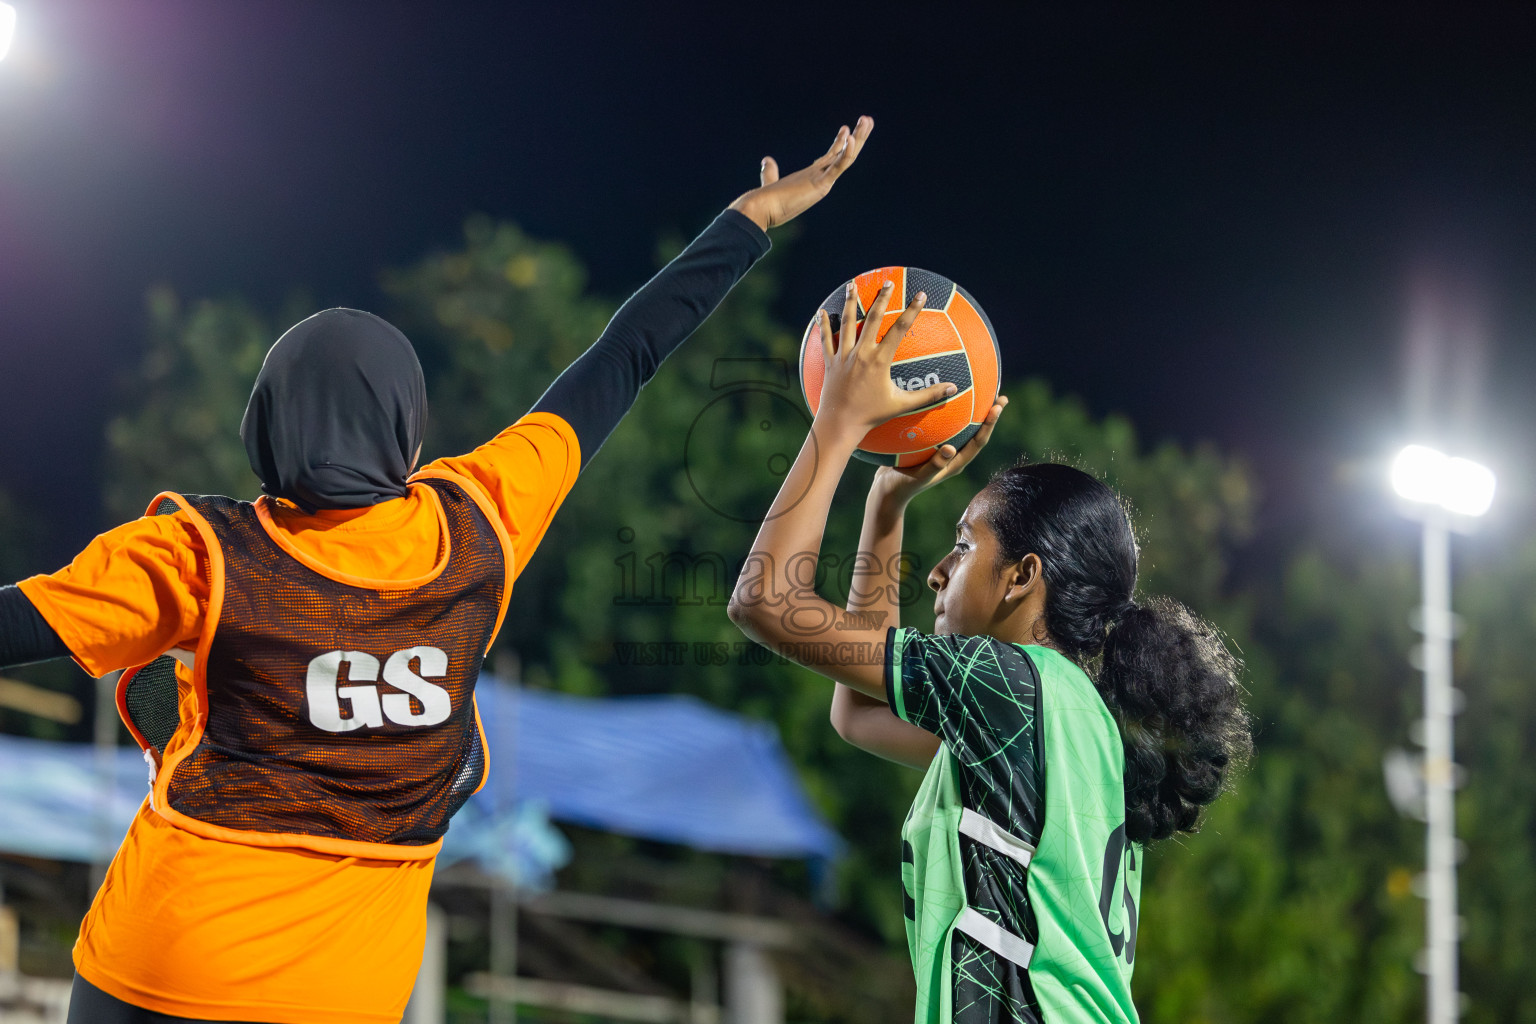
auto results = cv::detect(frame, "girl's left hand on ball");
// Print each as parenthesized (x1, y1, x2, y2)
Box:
(812, 279, 956, 443)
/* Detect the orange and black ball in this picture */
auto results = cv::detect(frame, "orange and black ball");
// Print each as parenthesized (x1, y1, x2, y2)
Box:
(800, 266, 1001, 467)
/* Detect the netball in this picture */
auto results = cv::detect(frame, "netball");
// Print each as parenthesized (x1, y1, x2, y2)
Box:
(799, 266, 1001, 466)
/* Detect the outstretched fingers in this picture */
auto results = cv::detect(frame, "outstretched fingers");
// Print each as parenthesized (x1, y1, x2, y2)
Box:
(856, 280, 896, 352)
(830, 115, 873, 175)
(916, 444, 960, 480)
(818, 309, 835, 361)
(890, 291, 950, 412)
(851, 115, 873, 151)
(839, 280, 860, 356)
(941, 395, 1009, 472)
(815, 125, 851, 171)
(971, 395, 1009, 446)
(903, 379, 958, 414)
(814, 116, 872, 184)
(876, 292, 926, 362)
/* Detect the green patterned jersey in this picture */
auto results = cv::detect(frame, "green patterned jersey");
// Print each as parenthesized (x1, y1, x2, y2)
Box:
(886, 629, 1141, 1024)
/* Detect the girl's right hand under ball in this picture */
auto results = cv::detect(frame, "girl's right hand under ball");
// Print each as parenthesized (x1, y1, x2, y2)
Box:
(871, 394, 1008, 507)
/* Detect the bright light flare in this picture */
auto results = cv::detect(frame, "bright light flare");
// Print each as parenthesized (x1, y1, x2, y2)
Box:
(1391, 445, 1448, 506)
(0, 4, 14, 62)
(1442, 457, 1497, 517)
(1391, 444, 1496, 517)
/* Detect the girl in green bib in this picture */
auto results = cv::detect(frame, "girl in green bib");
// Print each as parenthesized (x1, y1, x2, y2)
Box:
(728, 282, 1252, 1023)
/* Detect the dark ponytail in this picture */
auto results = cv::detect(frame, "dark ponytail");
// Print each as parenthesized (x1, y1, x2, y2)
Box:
(1099, 597, 1250, 843)
(986, 462, 1252, 844)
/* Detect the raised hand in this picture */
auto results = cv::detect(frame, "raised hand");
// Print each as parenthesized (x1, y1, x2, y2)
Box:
(812, 278, 957, 441)
(728, 116, 873, 231)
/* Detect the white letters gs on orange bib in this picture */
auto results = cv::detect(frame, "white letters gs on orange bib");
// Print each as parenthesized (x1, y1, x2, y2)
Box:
(305, 647, 452, 732)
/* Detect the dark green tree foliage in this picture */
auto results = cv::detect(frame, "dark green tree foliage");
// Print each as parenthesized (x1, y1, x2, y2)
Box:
(1138, 534, 1536, 1024)
(0, 487, 40, 583)
(1132, 550, 1425, 1024)
(95, 217, 1536, 1021)
(1451, 537, 1536, 1024)
(103, 287, 270, 518)
(382, 216, 614, 462)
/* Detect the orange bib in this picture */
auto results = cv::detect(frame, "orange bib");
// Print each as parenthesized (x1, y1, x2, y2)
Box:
(118, 475, 503, 860)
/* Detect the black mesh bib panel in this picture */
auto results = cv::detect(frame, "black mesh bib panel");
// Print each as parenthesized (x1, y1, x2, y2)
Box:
(163, 478, 502, 848)
(121, 654, 180, 759)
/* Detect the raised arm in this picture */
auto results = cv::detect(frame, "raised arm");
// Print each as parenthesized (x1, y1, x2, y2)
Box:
(727, 281, 955, 695)
(0, 585, 70, 669)
(829, 479, 943, 768)
(530, 117, 874, 467)
(829, 401, 1007, 767)
(425, 120, 875, 574)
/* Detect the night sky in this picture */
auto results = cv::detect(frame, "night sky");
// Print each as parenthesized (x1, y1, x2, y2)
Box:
(3, 1, 1536, 570)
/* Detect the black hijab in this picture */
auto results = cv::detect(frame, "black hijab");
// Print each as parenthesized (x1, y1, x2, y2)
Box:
(240, 308, 427, 512)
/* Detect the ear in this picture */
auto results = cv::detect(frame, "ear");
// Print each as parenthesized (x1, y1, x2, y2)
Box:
(1002, 553, 1045, 606)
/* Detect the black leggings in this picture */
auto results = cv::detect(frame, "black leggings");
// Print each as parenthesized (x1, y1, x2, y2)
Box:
(67, 974, 267, 1024)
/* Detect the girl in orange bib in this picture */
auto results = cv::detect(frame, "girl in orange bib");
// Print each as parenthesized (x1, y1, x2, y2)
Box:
(0, 117, 874, 1024)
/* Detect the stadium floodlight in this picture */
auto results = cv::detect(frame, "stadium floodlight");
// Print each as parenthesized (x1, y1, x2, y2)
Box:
(0, 4, 14, 63)
(1390, 442, 1495, 1024)
(1391, 444, 1496, 518)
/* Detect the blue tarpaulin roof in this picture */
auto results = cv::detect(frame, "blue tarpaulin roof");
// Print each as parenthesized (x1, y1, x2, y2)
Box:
(0, 733, 146, 863)
(465, 680, 842, 862)
(0, 680, 842, 869)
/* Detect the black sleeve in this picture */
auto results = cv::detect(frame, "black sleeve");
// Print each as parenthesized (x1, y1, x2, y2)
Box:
(884, 626, 1041, 760)
(886, 626, 1046, 842)
(0, 585, 72, 669)
(530, 208, 771, 467)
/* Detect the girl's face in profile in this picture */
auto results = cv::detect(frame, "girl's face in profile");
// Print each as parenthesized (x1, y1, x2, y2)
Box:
(927, 487, 1013, 637)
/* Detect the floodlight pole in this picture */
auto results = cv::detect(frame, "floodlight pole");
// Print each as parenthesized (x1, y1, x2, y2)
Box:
(1418, 514, 1459, 1024)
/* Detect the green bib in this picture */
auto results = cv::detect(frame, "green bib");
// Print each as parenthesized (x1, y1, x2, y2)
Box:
(900, 645, 1141, 1024)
